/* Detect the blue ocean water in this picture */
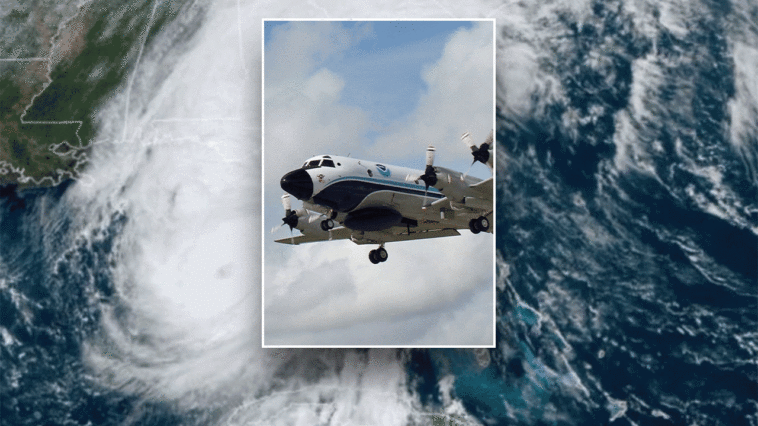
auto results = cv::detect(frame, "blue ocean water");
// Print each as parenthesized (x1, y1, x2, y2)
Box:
(2, 0, 757, 425)
(411, 1, 758, 424)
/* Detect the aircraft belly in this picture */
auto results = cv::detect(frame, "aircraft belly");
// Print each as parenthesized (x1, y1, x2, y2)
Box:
(348, 190, 475, 231)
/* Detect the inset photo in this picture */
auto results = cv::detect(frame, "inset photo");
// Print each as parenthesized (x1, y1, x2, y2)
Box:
(262, 19, 495, 347)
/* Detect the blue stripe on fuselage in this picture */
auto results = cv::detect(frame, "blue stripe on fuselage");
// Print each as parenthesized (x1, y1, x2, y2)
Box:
(313, 175, 444, 212)
(327, 176, 442, 194)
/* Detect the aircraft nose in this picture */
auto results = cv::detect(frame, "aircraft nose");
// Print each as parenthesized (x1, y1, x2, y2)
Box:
(280, 168, 313, 201)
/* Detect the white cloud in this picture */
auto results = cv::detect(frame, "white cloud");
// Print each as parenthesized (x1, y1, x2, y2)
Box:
(265, 21, 373, 87)
(372, 21, 494, 167)
(264, 24, 373, 195)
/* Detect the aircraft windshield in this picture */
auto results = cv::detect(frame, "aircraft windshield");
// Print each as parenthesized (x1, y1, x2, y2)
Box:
(302, 158, 335, 169)
(303, 159, 321, 170)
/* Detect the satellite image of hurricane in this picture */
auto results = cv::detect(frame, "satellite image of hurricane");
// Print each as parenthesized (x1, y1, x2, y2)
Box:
(1, 0, 756, 425)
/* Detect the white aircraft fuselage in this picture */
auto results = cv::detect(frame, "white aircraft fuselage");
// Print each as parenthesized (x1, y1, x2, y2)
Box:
(276, 131, 493, 264)
(280, 154, 486, 233)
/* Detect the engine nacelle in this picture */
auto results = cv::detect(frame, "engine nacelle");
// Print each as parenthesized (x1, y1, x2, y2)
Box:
(432, 171, 470, 202)
(292, 211, 331, 234)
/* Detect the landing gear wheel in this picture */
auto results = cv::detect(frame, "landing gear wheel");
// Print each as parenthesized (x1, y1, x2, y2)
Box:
(321, 218, 334, 231)
(476, 216, 490, 232)
(469, 219, 481, 234)
(369, 248, 388, 264)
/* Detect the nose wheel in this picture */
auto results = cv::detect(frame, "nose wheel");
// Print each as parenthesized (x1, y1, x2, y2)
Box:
(469, 216, 490, 234)
(369, 247, 388, 264)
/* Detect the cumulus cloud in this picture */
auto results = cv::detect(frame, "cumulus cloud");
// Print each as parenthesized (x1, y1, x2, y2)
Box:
(372, 22, 494, 166)
(264, 22, 374, 186)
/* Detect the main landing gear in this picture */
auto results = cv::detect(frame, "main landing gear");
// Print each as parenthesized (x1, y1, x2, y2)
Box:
(469, 216, 490, 234)
(369, 246, 388, 264)
(320, 218, 335, 231)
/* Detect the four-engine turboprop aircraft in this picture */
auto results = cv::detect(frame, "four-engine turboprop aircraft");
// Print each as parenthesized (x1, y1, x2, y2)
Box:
(274, 131, 494, 264)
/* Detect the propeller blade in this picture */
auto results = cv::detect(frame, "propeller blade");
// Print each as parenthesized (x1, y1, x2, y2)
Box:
(425, 145, 435, 167)
(484, 129, 493, 147)
(281, 194, 291, 211)
(461, 132, 476, 150)
(461, 158, 476, 180)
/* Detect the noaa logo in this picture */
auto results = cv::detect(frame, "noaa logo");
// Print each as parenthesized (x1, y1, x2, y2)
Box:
(375, 164, 391, 177)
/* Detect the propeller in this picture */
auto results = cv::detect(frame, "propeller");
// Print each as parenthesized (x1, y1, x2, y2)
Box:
(403, 145, 440, 208)
(461, 130, 493, 178)
(270, 194, 302, 243)
(280, 194, 299, 230)
(417, 145, 437, 208)
(276, 195, 336, 240)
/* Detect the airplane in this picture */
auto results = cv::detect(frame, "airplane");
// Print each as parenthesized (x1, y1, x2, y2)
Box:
(273, 130, 494, 264)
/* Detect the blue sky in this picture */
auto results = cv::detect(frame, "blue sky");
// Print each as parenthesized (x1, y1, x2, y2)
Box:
(263, 20, 491, 170)
(262, 20, 494, 347)
(265, 21, 475, 136)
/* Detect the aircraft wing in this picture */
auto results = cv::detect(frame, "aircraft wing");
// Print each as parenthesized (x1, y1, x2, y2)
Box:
(275, 226, 461, 245)
(275, 227, 353, 245)
(469, 177, 493, 200)
(427, 166, 493, 213)
(349, 227, 461, 244)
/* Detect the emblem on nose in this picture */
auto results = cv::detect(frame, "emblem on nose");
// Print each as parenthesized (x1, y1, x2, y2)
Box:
(280, 168, 313, 201)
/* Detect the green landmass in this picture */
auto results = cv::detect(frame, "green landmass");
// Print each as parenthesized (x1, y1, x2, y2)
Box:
(0, 0, 193, 189)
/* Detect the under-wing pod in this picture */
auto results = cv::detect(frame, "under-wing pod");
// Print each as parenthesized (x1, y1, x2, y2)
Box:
(343, 208, 402, 231)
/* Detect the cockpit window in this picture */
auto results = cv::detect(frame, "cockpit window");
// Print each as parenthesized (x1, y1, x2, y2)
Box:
(302, 159, 321, 170)
(301, 158, 336, 169)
